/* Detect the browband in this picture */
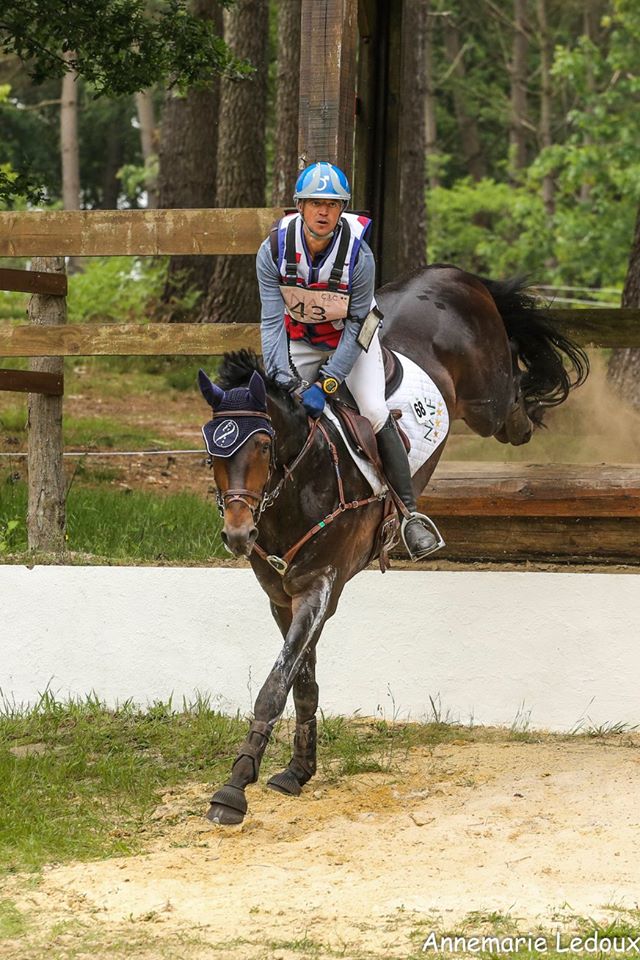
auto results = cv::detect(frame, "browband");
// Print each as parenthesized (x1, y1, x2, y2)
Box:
(210, 410, 272, 421)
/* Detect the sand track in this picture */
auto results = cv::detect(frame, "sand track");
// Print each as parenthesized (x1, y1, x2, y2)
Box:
(5, 736, 640, 959)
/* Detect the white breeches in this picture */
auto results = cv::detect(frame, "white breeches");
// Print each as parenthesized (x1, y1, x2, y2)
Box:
(290, 331, 389, 434)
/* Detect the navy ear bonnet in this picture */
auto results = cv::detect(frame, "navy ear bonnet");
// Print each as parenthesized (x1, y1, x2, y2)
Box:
(199, 369, 274, 458)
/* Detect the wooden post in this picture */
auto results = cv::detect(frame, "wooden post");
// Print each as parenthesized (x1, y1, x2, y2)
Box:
(27, 257, 66, 553)
(298, 0, 359, 171)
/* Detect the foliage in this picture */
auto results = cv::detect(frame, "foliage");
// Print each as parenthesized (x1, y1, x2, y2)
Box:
(0, 164, 45, 206)
(66, 256, 168, 323)
(427, 0, 640, 290)
(427, 173, 634, 288)
(0, 0, 251, 97)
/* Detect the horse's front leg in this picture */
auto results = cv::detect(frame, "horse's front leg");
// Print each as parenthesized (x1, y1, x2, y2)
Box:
(266, 646, 318, 796)
(207, 568, 336, 825)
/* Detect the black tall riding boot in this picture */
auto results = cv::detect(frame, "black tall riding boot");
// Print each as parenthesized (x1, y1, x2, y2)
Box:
(375, 415, 444, 560)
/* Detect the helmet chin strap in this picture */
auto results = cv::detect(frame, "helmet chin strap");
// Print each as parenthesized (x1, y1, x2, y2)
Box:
(306, 225, 335, 241)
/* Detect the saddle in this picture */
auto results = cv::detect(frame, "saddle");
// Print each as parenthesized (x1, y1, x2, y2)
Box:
(328, 345, 409, 468)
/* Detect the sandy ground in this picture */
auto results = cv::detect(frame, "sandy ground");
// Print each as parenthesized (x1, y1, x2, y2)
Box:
(4, 736, 640, 959)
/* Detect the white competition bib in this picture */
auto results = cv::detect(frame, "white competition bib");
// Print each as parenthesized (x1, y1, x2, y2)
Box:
(280, 285, 351, 325)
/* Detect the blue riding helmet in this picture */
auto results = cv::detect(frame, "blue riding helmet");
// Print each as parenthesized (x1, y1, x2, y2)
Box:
(293, 162, 351, 205)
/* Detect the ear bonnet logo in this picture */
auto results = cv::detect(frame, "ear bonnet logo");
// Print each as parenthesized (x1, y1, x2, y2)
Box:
(212, 419, 239, 448)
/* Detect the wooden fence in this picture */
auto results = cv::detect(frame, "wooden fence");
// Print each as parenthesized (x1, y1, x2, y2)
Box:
(1, 208, 638, 563)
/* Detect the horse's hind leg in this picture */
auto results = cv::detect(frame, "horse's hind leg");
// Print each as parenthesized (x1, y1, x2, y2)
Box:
(207, 568, 336, 825)
(267, 647, 318, 796)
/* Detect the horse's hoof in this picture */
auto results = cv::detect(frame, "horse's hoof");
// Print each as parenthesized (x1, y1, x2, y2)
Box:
(266, 769, 303, 797)
(206, 784, 247, 825)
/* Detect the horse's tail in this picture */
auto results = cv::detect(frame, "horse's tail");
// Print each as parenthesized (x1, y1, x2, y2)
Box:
(480, 275, 589, 425)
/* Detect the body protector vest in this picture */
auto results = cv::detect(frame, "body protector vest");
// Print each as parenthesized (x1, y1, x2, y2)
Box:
(273, 212, 373, 351)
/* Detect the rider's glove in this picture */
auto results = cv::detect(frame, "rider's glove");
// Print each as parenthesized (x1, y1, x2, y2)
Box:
(300, 383, 326, 418)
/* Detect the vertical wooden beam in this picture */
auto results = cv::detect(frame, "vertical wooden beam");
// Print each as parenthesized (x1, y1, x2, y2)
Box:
(353, 0, 378, 213)
(27, 257, 67, 553)
(377, 0, 404, 283)
(298, 0, 359, 172)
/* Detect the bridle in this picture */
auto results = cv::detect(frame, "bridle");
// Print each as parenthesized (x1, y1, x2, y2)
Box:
(209, 409, 384, 575)
(208, 409, 320, 525)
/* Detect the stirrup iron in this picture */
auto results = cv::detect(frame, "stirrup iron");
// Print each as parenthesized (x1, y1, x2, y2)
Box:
(400, 513, 445, 560)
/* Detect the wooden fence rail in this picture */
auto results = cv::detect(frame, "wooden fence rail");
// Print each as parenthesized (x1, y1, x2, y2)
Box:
(0, 208, 284, 258)
(0, 314, 638, 356)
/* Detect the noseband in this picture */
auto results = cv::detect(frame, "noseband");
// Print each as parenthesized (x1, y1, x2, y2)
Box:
(209, 410, 323, 525)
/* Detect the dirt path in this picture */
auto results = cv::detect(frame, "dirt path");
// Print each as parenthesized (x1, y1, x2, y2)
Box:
(5, 737, 640, 959)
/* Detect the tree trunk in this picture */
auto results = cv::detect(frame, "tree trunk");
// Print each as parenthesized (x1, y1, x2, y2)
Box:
(509, 0, 529, 176)
(536, 0, 554, 216)
(579, 0, 597, 203)
(100, 114, 124, 209)
(61, 52, 80, 210)
(607, 206, 640, 409)
(60, 51, 82, 273)
(135, 89, 158, 208)
(201, 0, 269, 323)
(27, 257, 66, 553)
(425, 0, 439, 190)
(397, 0, 428, 275)
(157, 0, 222, 320)
(271, 0, 301, 206)
(442, 15, 486, 182)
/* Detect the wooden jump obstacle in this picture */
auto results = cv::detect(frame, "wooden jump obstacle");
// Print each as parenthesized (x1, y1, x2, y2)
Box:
(1, 209, 638, 564)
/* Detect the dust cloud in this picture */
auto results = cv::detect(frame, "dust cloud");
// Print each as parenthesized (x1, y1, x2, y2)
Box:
(446, 350, 640, 463)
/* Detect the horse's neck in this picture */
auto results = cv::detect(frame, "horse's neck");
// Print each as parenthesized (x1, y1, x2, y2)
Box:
(260, 394, 372, 552)
(267, 392, 309, 468)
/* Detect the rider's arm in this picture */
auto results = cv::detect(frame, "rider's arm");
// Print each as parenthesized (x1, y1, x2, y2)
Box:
(319, 240, 377, 384)
(256, 239, 293, 386)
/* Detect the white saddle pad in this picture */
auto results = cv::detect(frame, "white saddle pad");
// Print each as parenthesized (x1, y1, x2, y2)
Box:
(323, 352, 450, 496)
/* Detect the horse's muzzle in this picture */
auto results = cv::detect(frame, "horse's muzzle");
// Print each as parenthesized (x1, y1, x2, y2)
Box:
(220, 522, 258, 558)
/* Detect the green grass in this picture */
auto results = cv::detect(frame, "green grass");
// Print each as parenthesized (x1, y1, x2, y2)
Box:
(0, 477, 224, 562)
(0, 698, 542, 879)
(407, 911, 640, 960)
(0, 404, 183, 450)
(0, 898, 29, 938)
(0, 693, 248, 874)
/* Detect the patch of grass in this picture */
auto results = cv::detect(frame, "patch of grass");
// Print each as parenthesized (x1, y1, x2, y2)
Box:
(77, 355, 220, 395)
(0, 477, 223, 562)
(316, 712, 470, 781)
(408, 911, 640, 960)
(0, 403, 176, 451)
(0, 693, 247, 875)
(0, 898, 28, 938)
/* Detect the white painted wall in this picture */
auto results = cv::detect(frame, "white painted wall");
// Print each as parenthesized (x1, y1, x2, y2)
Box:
(2, 566, 638, 732)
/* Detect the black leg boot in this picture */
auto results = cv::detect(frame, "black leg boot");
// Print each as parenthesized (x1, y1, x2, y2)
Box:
(376, 415, 444, 560)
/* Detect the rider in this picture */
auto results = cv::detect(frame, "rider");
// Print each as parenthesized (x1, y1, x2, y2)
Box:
(256, 160, 440, 560)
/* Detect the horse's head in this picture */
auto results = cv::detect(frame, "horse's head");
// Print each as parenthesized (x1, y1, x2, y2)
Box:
(493, 339, 534, 445)
(199, 368, 274, 558)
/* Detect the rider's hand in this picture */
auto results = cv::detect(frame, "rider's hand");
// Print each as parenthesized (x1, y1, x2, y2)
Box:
(300, 383, 326, 418)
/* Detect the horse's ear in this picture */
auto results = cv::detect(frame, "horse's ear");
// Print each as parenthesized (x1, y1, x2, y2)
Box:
(198, 369, 224, 409)
(248, 370, 267, 408)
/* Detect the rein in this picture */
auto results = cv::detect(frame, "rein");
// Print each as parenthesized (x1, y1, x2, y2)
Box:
(251, 419, 382, 575)
(211, 406, 383, 575)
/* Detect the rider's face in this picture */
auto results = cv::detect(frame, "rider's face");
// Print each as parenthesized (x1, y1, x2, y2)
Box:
(299, 198, 343, 240)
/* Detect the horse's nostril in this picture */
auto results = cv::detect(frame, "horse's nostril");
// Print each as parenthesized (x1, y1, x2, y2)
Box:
(247, 527, 258, 544)
(220, 529, 229, 545)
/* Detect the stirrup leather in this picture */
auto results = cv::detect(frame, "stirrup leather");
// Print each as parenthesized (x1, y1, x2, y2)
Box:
(400, 513, 445, 560)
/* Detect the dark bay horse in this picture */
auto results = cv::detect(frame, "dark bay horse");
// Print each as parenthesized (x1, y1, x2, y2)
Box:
(198, 264, 588, 825)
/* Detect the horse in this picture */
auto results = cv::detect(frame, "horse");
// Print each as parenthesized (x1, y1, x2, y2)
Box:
(197, 263, 589, 825)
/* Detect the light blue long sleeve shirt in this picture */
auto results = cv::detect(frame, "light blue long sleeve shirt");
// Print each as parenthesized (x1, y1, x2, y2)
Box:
(255, 230, 376, 385)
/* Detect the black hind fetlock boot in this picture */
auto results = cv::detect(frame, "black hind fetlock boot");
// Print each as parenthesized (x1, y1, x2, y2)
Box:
(375, 415, 445, 560)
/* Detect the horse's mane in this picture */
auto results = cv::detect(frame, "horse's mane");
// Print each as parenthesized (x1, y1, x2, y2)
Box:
(217, 349, 301, 415)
